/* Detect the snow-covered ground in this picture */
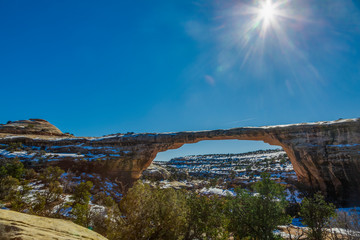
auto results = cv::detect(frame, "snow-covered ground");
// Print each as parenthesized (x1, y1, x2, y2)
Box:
(0, 143, 124, 163)
(159, 149, 297, 182)
(199, 187, 235, 196)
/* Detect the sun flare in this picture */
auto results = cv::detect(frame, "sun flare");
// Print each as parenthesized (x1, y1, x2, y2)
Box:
(224, 0, 303, 67)
(259, 0, 275, 22)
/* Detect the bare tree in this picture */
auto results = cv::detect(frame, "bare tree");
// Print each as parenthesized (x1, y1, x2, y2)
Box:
(328, 208, 360, 240)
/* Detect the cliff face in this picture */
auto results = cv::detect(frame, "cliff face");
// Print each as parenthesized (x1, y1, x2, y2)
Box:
(0, 118, 359, 205)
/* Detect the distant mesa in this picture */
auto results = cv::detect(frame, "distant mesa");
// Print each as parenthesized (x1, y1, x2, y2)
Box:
(0, 118, 359, 205)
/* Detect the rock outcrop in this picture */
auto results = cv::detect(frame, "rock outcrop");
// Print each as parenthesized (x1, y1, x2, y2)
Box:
(142, 163, 171, 181)
(0, 209, 107, 240)
(0, 119, 65, 136)
(0, 118, 359, 205)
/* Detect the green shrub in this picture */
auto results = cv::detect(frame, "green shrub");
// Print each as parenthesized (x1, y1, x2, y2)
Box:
(0, 176, 19, 200)
(6, 142, 23, 152)
(26, 124, 35, 129)
(116, 182, 188, 240)
(184, 193, 229, 240)
(24, 168, 37, 180)
(72, 203, 91, 227)
(39, 166, 64, 186)
(68, 181, 93, 227)
(0, 158, 25, 180)
(6, 180, 32, 211)
(227, 173, 291, 240)
(300, 193, 336, 240)
(71, 181, 93, 205)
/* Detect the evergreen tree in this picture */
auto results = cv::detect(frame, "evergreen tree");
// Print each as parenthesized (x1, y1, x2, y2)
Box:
(0, 176, 19, 200)
(228, 172, 291, 240)
(117, 181, 188, 240)
(6, 180, 32, 211)
(184, 193, 229, 240)
(0, 158, 25, 179)
(70, 181, 93, 227)
(71, 181, 93, 205)
(300, 193, 336, 240)
(32, 180, 63, 216)
(39, 166, 64, 186)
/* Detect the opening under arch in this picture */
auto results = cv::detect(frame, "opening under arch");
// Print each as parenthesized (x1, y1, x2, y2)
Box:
(152, 140, 297, 184)
(154, 140, 281, 162)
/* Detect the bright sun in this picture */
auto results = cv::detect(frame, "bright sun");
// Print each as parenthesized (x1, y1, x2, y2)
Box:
(259, 0, 276, 22)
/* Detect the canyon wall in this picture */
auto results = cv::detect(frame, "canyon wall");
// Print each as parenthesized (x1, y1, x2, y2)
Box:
(0, 118, 359, 204)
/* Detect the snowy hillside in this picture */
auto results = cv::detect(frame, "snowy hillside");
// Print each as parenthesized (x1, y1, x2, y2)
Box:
(156, 149, 297, 183)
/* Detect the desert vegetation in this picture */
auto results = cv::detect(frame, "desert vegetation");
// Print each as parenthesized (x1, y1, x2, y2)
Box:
(0, 147, 358, 240)
(1, 155, 359, 240)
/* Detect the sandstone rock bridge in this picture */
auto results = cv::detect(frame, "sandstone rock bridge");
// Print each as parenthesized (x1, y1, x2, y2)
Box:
(0, 118, 359, 204)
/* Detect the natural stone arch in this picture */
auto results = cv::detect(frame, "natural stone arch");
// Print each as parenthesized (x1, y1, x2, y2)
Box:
(124, 119, 360, 205)
(1, 118, 359, 205)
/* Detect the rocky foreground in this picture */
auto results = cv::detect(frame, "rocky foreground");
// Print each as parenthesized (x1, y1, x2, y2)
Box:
(0, 209, 107, 240)
(0, 118, 360, 205)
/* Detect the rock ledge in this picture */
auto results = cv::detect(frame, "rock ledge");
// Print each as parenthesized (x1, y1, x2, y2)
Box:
(0, 209, 107, 240)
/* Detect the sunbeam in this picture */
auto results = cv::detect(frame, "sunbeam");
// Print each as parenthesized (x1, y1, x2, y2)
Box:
(211, 0, 323, 90)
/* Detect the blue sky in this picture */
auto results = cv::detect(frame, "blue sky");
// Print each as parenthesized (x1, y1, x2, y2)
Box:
(1, 0, 360, 161)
